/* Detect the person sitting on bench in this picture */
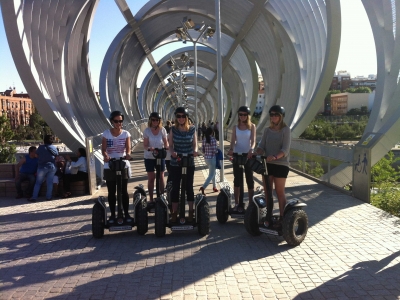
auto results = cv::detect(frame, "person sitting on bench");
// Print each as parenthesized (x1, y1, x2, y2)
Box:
(62, 148, 88, 198)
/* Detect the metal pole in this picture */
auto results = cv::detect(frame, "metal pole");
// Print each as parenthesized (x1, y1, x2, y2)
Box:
(216, 0, 224, 180)
(179, 68, 183, 106)
(194, 41, 198, 128)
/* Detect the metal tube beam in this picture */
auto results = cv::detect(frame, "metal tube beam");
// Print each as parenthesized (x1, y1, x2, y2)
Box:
(216, 0, 224, 180)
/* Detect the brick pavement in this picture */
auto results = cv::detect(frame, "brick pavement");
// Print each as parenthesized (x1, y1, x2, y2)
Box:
(1, 144, 400, 299)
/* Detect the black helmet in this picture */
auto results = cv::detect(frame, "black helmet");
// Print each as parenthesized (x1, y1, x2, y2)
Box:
(174, 107, 188, 116)
(149, 112, 161, 119)
(269, 105, 285, 117)
(238, 106, 251, 115)
(109, 110, 124, 121)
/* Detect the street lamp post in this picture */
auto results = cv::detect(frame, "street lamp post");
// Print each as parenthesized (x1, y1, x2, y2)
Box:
(176, 18, 215, 127)
(167, 53, 193, 107)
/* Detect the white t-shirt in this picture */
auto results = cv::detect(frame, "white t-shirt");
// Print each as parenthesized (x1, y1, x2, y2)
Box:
(143, 127, 167, 159)
(234, 126, 251, 153)
(102, 129, 131, 170)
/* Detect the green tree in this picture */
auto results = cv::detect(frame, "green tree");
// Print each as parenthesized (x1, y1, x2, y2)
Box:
(0, 115, 17, 163)
(28, 111, 52, 140)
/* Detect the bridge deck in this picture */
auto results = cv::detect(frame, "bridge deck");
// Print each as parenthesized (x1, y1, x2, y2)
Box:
(1, 142, 399, 299)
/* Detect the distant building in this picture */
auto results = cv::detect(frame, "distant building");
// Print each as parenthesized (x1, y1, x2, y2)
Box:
(330, 71, 377, 92)
(330, 93, 348, 115)
(0, 87, 35, 129)
(255, 81, 265, 116)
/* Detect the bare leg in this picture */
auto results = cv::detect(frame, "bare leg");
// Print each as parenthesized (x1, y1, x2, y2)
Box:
(234, 186, 240, 205)
(273, 177, 287, 217)
(147, 172, 155, 201)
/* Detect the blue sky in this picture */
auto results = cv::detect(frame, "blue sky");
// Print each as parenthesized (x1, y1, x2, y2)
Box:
(0, 0, 376, 93)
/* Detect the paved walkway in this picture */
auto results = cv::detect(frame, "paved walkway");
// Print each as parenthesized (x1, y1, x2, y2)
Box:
(1, 143, 400, 300)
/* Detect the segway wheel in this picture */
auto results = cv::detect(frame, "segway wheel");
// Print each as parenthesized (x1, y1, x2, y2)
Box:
(92, 203, 105, 238)
(197, 202, 210, 236)
(216, 192, 229, 224)
(155, 201, 167, 237)
(136, 201, 148, 235)
(244, 203, 261, 236)
(282, 209, 308, 246)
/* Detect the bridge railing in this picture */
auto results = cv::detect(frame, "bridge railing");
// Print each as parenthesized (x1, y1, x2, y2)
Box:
(224, 128, 354, 191)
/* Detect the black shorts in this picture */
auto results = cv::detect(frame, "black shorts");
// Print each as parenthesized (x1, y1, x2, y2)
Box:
(266, 163, 289, 178)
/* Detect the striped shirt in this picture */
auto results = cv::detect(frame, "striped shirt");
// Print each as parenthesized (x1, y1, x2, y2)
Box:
(170, 125, 196, 166)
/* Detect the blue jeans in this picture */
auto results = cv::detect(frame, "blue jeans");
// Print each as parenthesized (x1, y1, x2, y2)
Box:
(202, 157, 216, 189)
(31, 166, 56, 200)
(15, 172, 36, 196)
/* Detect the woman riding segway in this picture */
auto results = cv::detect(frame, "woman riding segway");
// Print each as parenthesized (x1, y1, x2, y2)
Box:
(227, 106, 256, 211)
(168, 107, 198, 222)
(256, 105, 290, 228)
(101, 111, 132, 223)
(143, 112, 168, 211)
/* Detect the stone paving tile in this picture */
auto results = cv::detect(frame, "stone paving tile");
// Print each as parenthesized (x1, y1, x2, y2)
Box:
(1, 144, 400, 299)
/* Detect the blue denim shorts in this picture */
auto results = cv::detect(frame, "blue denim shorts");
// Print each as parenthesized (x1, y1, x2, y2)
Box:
(144, 159, 165, 172)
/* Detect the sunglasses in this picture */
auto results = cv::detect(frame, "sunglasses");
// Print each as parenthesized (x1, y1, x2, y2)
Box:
(151, 118, 160, 122)
(176, 114, 186, 119)
(270, 113, 280, 117)
(113, 119, 123, 123)
(238, 113, 248, 117)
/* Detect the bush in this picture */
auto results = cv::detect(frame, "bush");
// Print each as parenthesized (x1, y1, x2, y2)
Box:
(370, 151, 400, 217)
(0, 143, 16, 163)
(371, 184, 400, 218)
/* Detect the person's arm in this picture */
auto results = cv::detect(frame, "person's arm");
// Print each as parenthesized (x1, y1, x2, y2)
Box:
(276, 126, 291, 159)
(228, 126, 236, 156)
(125, 135, 132, 160)
(143, 128, 151, 151)
(70, 156, 85, 168)
(168, 129, 176, 158)
(101, 136, 110, 162)
(162, 127, 169, 149)
(256, 127, 267, 155)
(192, 126, 198, 157)
(247, 123, 256, 157)
(15, 156, 26, 180)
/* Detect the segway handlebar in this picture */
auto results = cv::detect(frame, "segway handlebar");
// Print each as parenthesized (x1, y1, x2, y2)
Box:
(150, 147, 167, 159)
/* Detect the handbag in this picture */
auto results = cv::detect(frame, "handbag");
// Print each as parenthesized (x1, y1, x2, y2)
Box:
(215, 148, 223, 169)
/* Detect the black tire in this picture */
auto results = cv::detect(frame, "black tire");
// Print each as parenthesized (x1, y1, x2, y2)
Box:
(136, 200, 148, 235)
(216, 192, 229, 224)
(155, 201, 167, 237)
(197, 201, 210, 236)
(282, 209, 308, 246)
(92, 203, 105, 238)
(244, 203, 261, 236)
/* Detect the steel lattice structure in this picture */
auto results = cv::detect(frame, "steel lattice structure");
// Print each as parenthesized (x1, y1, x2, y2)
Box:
(2, 0, 400, 186)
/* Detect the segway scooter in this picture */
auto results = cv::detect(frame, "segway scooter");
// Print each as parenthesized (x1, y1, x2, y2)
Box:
(154, 153, 209, 237)
(244, 156, 308, 246)
(92, 157, 148, 238)
(216, 153, 248, 223)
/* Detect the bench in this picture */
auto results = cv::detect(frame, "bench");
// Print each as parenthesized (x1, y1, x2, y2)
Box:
(0, 163, 89, 198)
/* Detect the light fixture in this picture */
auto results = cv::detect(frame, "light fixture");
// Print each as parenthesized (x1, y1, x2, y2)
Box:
(180, 52, 189, 63)
(183, 17, 195, 29)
